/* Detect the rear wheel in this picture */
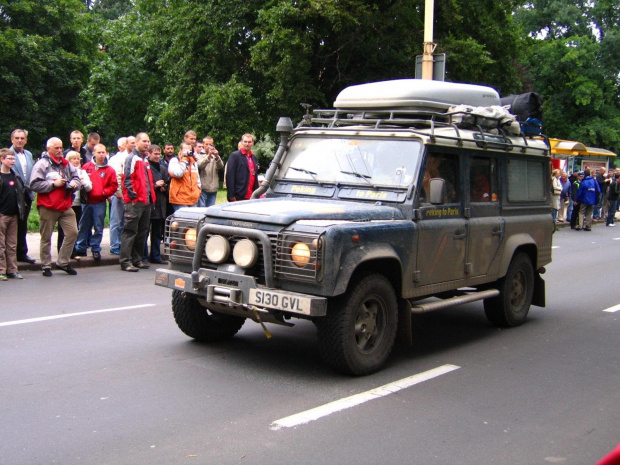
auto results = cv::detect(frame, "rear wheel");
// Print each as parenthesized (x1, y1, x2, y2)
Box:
(484, 253, 534, 327)
(172, 290, 245, 341)
(317, 274, 398, 375)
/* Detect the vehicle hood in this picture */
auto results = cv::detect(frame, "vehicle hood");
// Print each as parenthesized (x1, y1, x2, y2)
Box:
(205, 198, 404, 226)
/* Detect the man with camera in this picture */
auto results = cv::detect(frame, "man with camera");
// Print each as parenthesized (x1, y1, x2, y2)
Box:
(197, 136, 223, 207)
(29, 137, 81, 276)
(168, 142, 201, 211)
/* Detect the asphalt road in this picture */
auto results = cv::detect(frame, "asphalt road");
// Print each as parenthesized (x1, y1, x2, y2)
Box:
(1, 225, 618, 465)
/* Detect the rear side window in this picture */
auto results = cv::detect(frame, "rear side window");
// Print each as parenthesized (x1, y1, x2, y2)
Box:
(470, 157, 498, 203)
(507, 158, 546, 201)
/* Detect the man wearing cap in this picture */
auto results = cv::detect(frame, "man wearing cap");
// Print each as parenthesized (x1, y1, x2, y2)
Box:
(570, 171, 584, 229)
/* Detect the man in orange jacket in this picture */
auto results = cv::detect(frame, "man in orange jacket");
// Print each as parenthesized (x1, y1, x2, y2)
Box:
(168, 142, 201, 211)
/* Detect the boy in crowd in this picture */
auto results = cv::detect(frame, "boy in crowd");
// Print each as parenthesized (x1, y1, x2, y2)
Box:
(0, 148, 26, 280)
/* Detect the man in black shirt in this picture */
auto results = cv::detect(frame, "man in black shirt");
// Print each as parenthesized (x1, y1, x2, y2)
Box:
(0, 148, 26, 279)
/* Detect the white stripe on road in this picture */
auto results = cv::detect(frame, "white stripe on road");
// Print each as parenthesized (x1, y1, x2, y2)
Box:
(0, 304, 156, 327)
(603, 304, 620, 313)
(271, 364, 460, 430)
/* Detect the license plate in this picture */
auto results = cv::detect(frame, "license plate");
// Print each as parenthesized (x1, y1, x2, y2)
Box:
(249, 289, 312, 314)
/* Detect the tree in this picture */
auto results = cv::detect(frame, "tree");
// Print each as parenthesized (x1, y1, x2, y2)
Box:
(515, 0, 620, 153)
(0, 0, 96, 151)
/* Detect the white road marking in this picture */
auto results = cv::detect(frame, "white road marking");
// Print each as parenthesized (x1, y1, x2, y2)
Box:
(603, 304, 620, 313)
(271, 364, 460, 430)
(0, 304, 156, 327)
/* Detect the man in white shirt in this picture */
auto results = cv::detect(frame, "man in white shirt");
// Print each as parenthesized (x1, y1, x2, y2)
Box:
(9, 129, 35, 264)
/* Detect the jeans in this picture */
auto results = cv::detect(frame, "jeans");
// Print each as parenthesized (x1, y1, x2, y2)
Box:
(171, 203, 198, 212)
(199, 191, 217, 208)
(144, 218, 164, 262)
(109, 195, 125, 253)
(75, 202, 107, 253)
(606, 199, 618, 225)
(120, 202, 151, 267)
(16, 196, 32, 259)
(593, 192, 603, 218)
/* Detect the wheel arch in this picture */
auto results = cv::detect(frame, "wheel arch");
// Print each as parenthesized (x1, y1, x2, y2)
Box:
(498, 235, 538, 278)
(497, 241, 545, 308)
(333, 253, 403, 298)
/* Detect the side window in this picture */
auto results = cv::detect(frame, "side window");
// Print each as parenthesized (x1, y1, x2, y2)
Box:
(470, 157, 498, 203)
(507, 158, 546, 201)
(420, 152, 460, 204)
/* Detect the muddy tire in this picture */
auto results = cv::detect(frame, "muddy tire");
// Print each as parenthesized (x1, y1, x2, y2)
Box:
(484, 253, 534, 327)
(172, 290, 245, 341)
(317, 274, 398, 375)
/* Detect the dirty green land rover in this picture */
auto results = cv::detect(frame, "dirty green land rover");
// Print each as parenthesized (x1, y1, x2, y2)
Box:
(155, 80, 554, 375)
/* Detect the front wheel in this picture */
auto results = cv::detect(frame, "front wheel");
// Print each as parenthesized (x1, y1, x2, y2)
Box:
(172, 290, 245, 342)
(484, 253, 534, 327)
(317, 274, 398, 375)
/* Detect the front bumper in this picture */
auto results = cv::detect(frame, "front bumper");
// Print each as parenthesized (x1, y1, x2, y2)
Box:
(155, 268, 327, 317)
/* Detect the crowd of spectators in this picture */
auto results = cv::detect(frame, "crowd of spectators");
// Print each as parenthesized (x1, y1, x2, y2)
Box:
(1, 127, 258, 279)
(555, 166, 619, 230)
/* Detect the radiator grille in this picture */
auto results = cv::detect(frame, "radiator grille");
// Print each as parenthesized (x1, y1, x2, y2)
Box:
(274, 233, 321, 282)
(164, 217, 198, 262)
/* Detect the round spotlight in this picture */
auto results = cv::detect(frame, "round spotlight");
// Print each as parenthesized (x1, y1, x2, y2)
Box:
(205, 235, 230, 264)
(233, 239, 259, 268)
(170, 221, 179, 232)
(184, 228, 197, 251)
(291, 242, 311, 268)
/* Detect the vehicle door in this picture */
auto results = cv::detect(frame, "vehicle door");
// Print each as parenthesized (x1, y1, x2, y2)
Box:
(466, 155, 503, 277)
(416, 151, 467, 285)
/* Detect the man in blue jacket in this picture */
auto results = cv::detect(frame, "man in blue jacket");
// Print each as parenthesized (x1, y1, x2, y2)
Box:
(576, 169, 600, 231)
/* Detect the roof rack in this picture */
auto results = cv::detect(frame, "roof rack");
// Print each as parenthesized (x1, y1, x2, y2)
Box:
(298, 108, 550, 156)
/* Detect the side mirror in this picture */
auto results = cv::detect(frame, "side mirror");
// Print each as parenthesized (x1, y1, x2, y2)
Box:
(429, 178, 446, 205)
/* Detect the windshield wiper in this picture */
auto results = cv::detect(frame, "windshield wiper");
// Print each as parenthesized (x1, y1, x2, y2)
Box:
(288, 166, 320, 183)
(339, 170, 374, 187)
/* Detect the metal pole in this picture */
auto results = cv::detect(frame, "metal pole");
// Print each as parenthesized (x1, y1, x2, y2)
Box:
(422, 0, 436, 80)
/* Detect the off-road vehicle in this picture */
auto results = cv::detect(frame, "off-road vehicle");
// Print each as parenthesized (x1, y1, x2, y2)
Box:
(155, 79, 553, 375)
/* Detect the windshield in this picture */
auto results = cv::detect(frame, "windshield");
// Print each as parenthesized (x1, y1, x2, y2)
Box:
(278, 136, 423, 188)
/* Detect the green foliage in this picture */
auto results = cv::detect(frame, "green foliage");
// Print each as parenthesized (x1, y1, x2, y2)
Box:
(83, 11, 162, 146)
(0, 0, 96, 150)
(515, 0, 620, 153)
(434, 0, 526, 93)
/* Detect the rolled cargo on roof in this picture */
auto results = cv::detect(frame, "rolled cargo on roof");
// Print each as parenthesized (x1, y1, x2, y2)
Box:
(334, 79, 501, 111)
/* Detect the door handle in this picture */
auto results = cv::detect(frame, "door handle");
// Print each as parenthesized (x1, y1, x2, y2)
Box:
(453, 231, 467, 240)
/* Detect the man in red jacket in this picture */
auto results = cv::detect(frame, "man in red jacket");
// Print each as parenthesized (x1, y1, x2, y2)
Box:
(74, 144, 118, 261)
(120, 132, 156, 272)
(29, 137, 81, 277)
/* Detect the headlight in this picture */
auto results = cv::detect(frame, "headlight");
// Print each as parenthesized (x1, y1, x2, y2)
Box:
(184, 228, 197, 251)
(205, 235, 230, 263)
(170, 221, 179, 232)
(233, 239, 259, 268)
(291, 242, 311, 268)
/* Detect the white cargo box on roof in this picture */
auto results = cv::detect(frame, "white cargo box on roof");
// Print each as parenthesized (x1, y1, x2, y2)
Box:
(334, 79, 501, 112)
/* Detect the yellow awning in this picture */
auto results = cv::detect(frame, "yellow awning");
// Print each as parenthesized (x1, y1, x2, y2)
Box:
(549, 138, 616, 158)
(586, 147, 617, 157)
(549, 138, 588, 156)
